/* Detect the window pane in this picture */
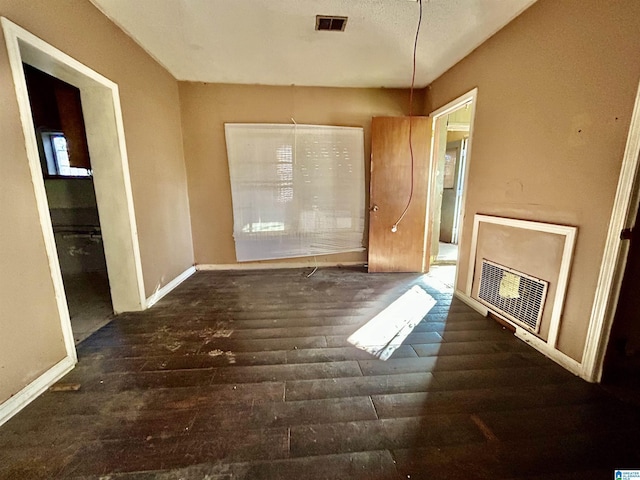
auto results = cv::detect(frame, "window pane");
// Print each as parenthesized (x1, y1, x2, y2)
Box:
(46, 134, 91, 177)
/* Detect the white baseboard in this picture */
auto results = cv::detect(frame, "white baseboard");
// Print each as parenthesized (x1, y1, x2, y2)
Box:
(145, 266, 196, 308)
(458, 290, 584, 378)
(454, 289, 488, 316)
(515, 328, 583, 378)
(0, 355, 76, 427)
(196, 261, 365, 271)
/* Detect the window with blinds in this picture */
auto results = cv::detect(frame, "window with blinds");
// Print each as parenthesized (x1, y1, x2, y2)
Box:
(224, 123, 366, 262)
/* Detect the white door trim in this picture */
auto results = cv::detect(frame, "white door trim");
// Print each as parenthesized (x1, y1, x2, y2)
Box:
(2, 17, 146, 314)
(1, 17, 146, 423)
(582, 78, 640, 382)
(451, 138, 467, 244)
(427, 87, 478, 284)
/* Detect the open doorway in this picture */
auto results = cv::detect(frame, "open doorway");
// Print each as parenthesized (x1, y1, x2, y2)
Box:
(3, 17, 147, 355)
(23, 64, 113, 344)
(426, 89, 477, 287)
(434, 110, 471, 261)
(577, 78, 640, 383)
(602, 196, 640, 401)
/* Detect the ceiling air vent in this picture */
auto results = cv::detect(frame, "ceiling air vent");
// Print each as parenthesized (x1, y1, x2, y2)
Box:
(316, 15, 348, 32)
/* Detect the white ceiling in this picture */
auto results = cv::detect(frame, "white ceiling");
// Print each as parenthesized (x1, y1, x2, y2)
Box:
(90, 0, 536, 88)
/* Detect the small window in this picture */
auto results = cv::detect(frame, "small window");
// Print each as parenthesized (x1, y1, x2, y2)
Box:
(39, 130, 91, 178)
(315, 16, 348, 32)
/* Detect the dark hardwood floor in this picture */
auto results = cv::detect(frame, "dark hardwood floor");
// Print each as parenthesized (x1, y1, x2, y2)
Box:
(1, 267, 639, 479)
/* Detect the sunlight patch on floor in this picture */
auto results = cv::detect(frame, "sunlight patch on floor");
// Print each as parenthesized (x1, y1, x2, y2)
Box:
(347, 285, 436, 360)
(420, 265, 456, 293)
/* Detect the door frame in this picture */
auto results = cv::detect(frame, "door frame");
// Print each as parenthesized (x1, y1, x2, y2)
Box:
(582, 78, 640, 382)
(3, 17, 146, 314)
(427, 88, 478, 284)
(1, 17, 146, 408)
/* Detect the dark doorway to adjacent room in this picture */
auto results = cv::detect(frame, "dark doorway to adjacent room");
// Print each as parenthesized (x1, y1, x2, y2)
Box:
(23, 64, 113, 344)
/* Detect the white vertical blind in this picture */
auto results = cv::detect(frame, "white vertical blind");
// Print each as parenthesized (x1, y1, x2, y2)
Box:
(225, 123, 366, 262)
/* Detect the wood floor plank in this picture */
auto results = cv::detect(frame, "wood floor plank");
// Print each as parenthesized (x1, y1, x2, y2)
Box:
(191, 396, 378, 432)
(412, 319, 500, 333)
(219, 450, 400, 480)
(439, 329, 516, 343)
(67, 451, 400, 480)
(285, 344, 418, 363)
(392, 431, 639, 479)
(140, 350, 289, 370)
(89, 324, 359, 342)
(431, 365, 576, 391)
(285, 372, 437, 401)
(421, 311, 488, 322)
(358, 352, 536, 376)
(289, 415, 485, 457)
(325, 331, 442, 348)
(0, 408, 197, 448)
(79, 335, 328, 356)
(10, 383, 286, 420)
(65, 361, 361, 391)
(74, 349, 286, 376)
(62, 428, 289, 477)
(68, 369, 216, 392)
(411, 340, 530, 357)
(111, 315, 369, 331)
(475, 401, 640, 440)
(371, 381, 612, 419)
(135, 309, 379, 321)
(210, 360, 363, 384)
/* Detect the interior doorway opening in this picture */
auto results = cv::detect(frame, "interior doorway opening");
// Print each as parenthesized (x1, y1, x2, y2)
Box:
(602, 197, 640, 401)
(601, 151, 640, 399)
(2, 17, 147, 357)
(426, 89, 477, 289)
(23, 64, 114, 344)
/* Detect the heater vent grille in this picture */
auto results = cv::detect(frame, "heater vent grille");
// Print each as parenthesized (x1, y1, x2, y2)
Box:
(477, 259, 548, 333)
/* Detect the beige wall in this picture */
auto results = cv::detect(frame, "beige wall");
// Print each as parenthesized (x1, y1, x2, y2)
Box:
(180, 83, 419, 266)
(426, 0, 640, 362)
(0, 0, 193, 403)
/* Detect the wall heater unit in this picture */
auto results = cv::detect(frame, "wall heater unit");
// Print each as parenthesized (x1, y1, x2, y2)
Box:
(477, 259, 548, 334)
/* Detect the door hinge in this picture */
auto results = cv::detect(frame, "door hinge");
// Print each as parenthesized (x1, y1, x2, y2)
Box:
(621, 227, 634, 240)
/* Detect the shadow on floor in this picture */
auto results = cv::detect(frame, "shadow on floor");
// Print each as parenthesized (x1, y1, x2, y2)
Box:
(63, 270, 114, 344)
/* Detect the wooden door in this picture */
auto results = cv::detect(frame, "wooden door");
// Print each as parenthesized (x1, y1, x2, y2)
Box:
(368, 116, 432, 272)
